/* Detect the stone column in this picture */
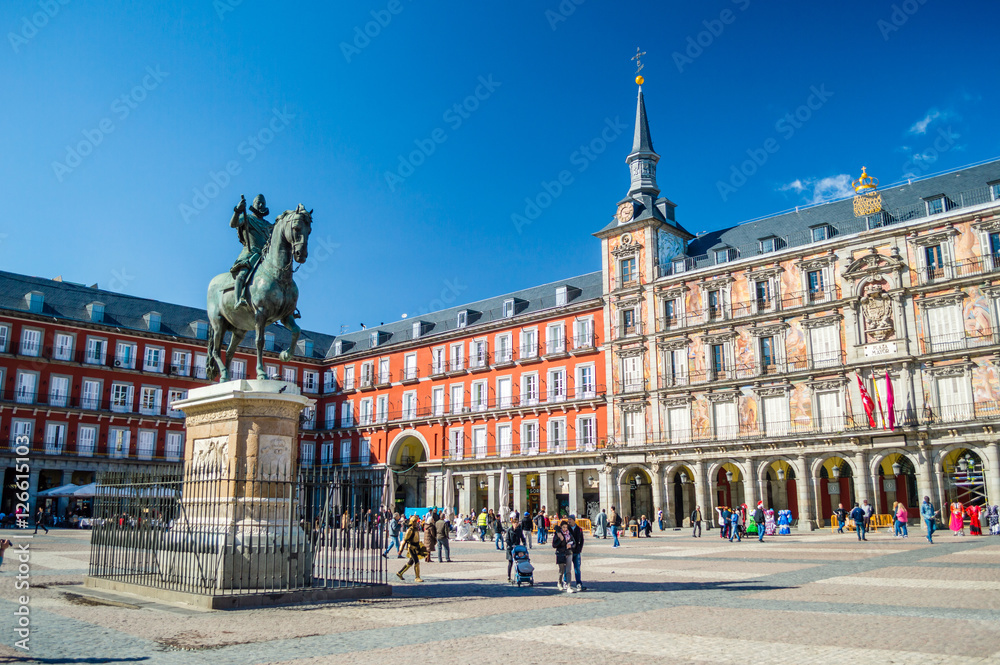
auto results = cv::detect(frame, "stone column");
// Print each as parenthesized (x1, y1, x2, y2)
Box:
(650, 464, 663, 524)
(568, 469, 583, 516)
(457, 475, 472, 515)
(794, 455, 814, 531)
(692, 461, 709, 520)
(983, 442, 1000, 508)
(853, 450, 869, 505)
(599, 465, 614, 512)
(661, 468, 674, 527)
(540, 470, 557, 516)
(742, 458, 757, 509)
(915, 443, 936, 523)
(57, 468, 73, 518)
(512, 471, 526, 514)
(487, 472, 498, 512)
(870, 471, 882, 515)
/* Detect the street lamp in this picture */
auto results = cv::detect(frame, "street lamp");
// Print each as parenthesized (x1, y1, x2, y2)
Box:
(530, 477, 538, 488)
(725, 470, 733, 483)
(777, 468, 786, 481)
(831, 465, 841, 480)
(679, 472, 688, 484)
(891, 462, 902, 476)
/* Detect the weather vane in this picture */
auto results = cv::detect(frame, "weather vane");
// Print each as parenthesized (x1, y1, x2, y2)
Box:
(632, 47, 646, 85)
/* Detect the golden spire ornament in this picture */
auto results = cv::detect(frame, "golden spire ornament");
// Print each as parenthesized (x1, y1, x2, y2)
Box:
(632, 47, 646, 86)
(852, 166, 883, 217)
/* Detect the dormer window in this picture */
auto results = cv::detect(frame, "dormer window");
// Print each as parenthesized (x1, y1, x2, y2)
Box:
(369, 331, 378, 348)
(144, 312, 161, 333)
(192, 321, 208, 340)
(264, 332, 275, 351)
(556, 286, 568, 307)
(412, 321, 421, 339)
(87, 302, 105, 323)
(991, 181, 1000, 201)
(502, 299, 515, 318)
(758, 236, 786, 254)
(334, 340, 343, 355)
(810, 225, 834, 242)
(925, 195, 947, 216)
(457, 311, 468, 328)
(25, 291, 43, 313)
(715, 247, 738, 264)
(299, 339, 314, 357)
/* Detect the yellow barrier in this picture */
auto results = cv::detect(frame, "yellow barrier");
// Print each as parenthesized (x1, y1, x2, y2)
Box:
(831, 514, 893, 532)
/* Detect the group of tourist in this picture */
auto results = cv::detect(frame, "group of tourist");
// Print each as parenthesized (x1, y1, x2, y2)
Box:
(946, 501, 1000, 536)
(713, 503, 791, 542)
(497, 510, 586, 591)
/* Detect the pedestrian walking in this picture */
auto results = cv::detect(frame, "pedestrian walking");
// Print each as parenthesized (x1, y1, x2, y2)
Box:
(892, 501, 901, 537)
(381, 512, 403, 558)
(552, 519, 575, 592)
(33, 508, 48, 535)
(896, 503, 909, 538)
(424, 510, 437, 562)
(610, 506, 622, 547)
(520, 509, 534, 549)
(567, 514, 586, 591)
(753, 503, 765, 542)
(477, 508, 488, 541)
(691, 506, 702, 538)
(728, 508, 741, 542)
(0, 537, 10, 571)
(657, 508, 664, 531)
(504, 516, 524, 583)
(534, 509, 547, 545)
(862, 500, 874, 533)
(595, 508, 608, 539)
(850, 502, 867, 541)
(396, 516, 426, 583)
(834, 503, 848, 534)
(435, 513, 452, 562)
(921, 496, 938, 543)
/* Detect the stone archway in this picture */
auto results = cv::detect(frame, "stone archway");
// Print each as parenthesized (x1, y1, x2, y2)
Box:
(387, 430, 429, 511)
(938, 446, 988, 508)
(871, 451, 919, 519)
(813, 456, 856, 525)
(667, 464, 696, 527)
(711, 461, 746, 510)
(759, 459, 798, 519)
(616, 466, 653, 523)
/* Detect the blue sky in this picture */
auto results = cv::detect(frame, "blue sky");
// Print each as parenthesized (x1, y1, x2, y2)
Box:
(3, 0, 999, 336)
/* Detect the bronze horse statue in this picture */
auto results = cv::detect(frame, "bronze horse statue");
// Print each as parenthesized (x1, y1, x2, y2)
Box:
(206, 204, 313, 381)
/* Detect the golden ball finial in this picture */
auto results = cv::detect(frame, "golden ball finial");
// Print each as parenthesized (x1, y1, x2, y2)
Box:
(636, 75, 644, 86)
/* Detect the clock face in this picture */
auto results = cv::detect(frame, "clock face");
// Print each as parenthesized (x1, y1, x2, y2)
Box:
(658, 230, 684, 263)
(617, 201, 634, 224)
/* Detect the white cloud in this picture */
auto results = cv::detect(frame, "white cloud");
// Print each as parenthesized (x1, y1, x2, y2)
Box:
(778, 179, 807, 193)
(807, 174, 853, 204)
(779, 174, 853, 205)
(908, 107, 956, 135)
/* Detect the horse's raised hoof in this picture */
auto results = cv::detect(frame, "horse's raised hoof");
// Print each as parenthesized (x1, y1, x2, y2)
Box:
(279, 350, 292, 362)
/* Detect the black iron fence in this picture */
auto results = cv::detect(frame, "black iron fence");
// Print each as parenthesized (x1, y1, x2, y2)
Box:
(88, 464, 386, 596)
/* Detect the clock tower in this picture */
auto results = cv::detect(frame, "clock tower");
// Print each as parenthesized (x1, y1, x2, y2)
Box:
(595, 63, 694, 475)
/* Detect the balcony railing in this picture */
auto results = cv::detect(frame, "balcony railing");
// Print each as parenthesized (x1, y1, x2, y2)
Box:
(920, 328, 1000, 354)
(3, 437, 184, 462)
(518, 344, 541, 363)
(912, 254, 1000, 286)
(446, 435, 610, 461)
(543, 339, 569, 357)
(608, 399, 1000, 449)
(571, 333, 598, 352)
(615, 378, 647, 394)
(400, 366, 420, 382)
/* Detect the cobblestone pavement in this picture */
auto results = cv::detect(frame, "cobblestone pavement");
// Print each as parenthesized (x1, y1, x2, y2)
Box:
(2, 528, 1000, 664)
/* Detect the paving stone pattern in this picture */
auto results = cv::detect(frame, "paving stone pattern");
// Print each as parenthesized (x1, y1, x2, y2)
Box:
(2, 529, 999, 664)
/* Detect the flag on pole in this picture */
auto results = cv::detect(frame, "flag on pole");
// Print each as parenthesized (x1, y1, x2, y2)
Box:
(885, 369, 896, 431)
(857, 374, 876, 428)
(871, 370, 886, 429)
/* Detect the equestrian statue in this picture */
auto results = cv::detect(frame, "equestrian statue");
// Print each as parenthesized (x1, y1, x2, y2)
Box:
(205, 193, 313, 382)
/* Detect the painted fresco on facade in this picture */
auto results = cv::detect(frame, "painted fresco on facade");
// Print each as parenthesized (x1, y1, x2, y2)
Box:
(691, 396, 710, 438)
(731, 277, 750, 309)
(785, 320, 807, 363)
(954, 221, 980, 261)
(738, 386, 757, 431)
(963, 285, 993, 337)
(790, 382, 812, 428)
(972, 360, 1000, 404)
(735, 332, 753, 370)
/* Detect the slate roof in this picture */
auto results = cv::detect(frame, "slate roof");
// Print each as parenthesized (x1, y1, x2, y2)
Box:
(685, 160, 1000, 266)
(0, 269, 604, 362)
(328, 270, 603, 359)
(0, 270, 336, 359)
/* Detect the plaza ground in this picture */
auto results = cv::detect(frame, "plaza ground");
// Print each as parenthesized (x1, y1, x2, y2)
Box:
(2, 527, 999, 664)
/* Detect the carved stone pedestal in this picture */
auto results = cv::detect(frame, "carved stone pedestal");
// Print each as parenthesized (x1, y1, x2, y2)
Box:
(166, 379, 315, 590)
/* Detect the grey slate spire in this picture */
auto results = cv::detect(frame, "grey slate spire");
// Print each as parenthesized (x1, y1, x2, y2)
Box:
(626, 87, 660, 199)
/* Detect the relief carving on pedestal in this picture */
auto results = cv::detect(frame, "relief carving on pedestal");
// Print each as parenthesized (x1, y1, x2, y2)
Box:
(192, 436, 230, 470)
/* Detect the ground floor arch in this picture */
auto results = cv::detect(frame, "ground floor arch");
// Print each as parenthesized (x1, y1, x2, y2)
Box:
(669, 465, 696, 527)
(816, 456, 855, 525)
(761, 459, 798, 518)
(617, 466, 653, 522)
(713, 462, 746, 510)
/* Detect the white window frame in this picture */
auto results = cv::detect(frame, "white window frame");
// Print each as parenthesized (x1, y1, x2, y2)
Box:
(761, 392, 790, 437)
(143, 346, 164, 372)
(109, 428, 131, 459)
(325, 403, 337, 429)
(497, 423, 512, 457)
(19, 327, 41, 357)
(521, 372, 539, 406)
(341, 400, 355, 427)
(171, 349, 191, 376)
(666, 404, 691, 444)
(48, 374, 70, 407)
(303, 370, 319, 393)
(547, 368, 567, 403)
(11, 419, 33, 450)
(431, 388, 445, 417)
(403, 353, 418, 380)
(470, 380, 488, 412)
(139, 386, 161, 416)
(15, 371, 37, 404)
(115, 341, 136, 369)
(110, 383, 134, 413)
(378, 358, 390, 384)
(502, 299, 515, 318)
(300, 441, 315, 467)
(44, 421, 67, 456)
(78, 425, 98, 457)
(283, 367, 297, 384)
(520, 328, 538, 359)
(573, 317, 594, 349)
(167, 389, 186, 417)
(340, 439, 352, 467)
(495, 333, 513, 363)
(0, 323, 8, 352)
(375, 395, 388, 424)
(577, 415, 596, 451)
(86, 336, 107, 365)
(450, 384, 464, 414)
(575, 363, 596, 399)
(545, 323, 565, 355)
(711, 398, 738, 440)
(359, 438, 371, 466)
(344, 365, 355, 390)
(53, 332, 74, 361)
(449, 428, 464, 460)
(473, 426, 488, 458)
(815, 388, 844, 433)
(137, 429, 156, 460)
(401, 391, 417, 420)
(81, 379, 101, 410)
(522, 421, 539, 455)
(548, 418, 567, 454)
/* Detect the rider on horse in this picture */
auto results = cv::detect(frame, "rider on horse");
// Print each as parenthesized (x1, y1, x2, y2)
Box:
(229, 194, 273, 309)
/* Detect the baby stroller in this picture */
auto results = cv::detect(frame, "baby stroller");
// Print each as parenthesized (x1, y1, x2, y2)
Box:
(512, 545, 534, 586)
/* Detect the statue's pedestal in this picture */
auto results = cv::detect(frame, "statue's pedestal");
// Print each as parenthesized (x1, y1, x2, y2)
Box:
(166, 380, 315, 590)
